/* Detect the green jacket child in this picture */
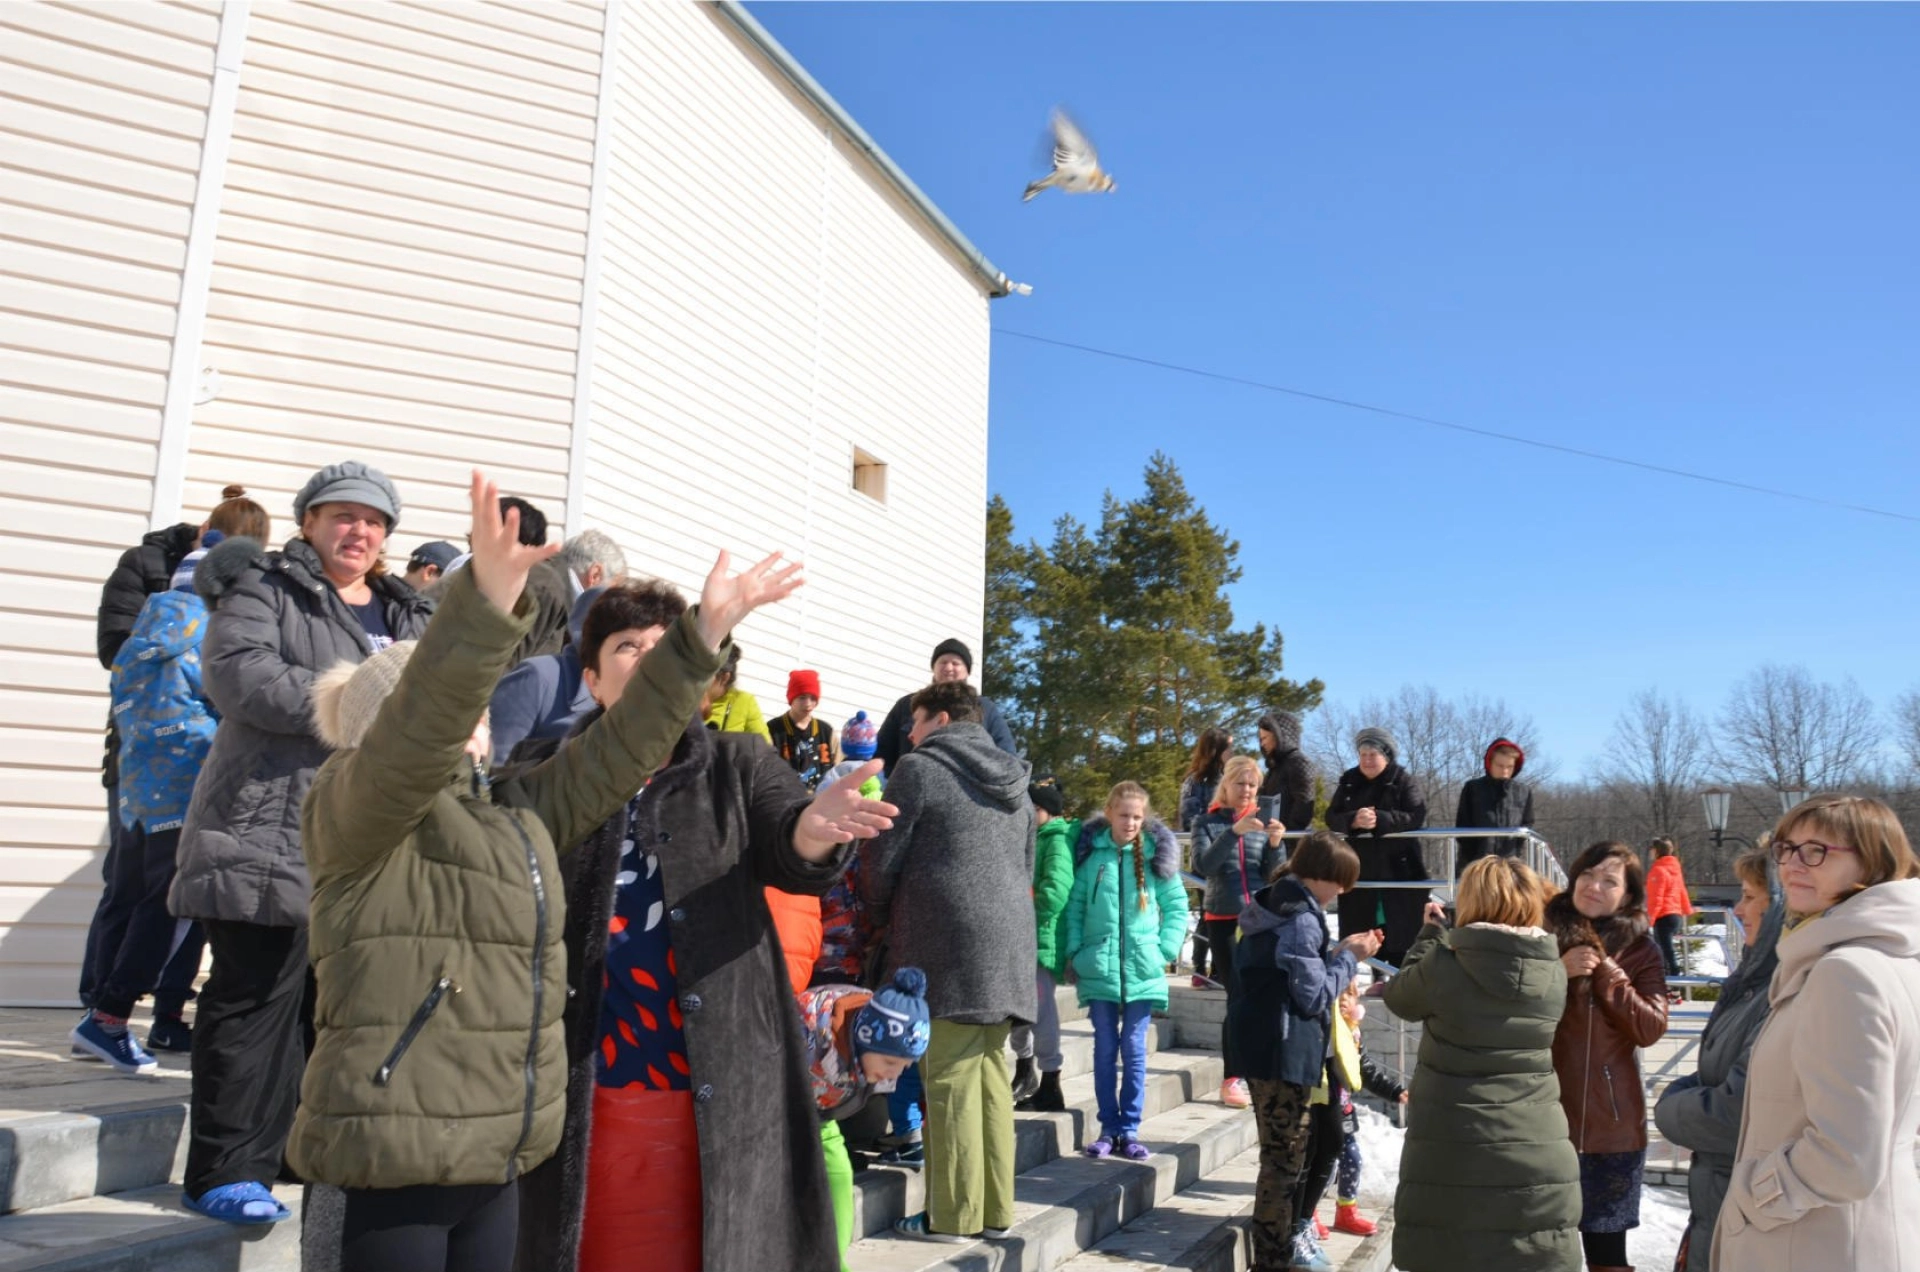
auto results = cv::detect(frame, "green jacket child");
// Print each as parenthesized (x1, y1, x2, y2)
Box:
(1032, 809, 1079, 979)
(1062, 811, 1189, 1009)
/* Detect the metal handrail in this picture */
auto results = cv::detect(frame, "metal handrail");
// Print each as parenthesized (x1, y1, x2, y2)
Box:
(1175, 826, 1568, 896)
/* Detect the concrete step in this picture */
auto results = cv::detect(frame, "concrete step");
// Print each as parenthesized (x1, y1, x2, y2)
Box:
(848, 1045, 1224, 1242)
(845, 1083, 1257, 1272)
(0, 1005, 1150, 1217)
(0, 1182, 302, 1272)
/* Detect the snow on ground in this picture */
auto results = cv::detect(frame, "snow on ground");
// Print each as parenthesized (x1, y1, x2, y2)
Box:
(1355, 1104, 1689, 1272)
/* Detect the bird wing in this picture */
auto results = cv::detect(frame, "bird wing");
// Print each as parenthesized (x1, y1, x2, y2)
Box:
(1050, 109, 1100, 176)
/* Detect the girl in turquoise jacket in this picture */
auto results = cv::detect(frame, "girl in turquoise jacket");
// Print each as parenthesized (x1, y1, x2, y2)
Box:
(1062, 781, 1189, 1160)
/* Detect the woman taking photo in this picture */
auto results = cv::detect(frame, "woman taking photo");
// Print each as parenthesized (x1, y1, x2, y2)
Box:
(1653, 846, 1783, 1272)
(1715, 796, 1920, 1270)
(1190, 755, 1281, 1106)
(1386, 856, 1580, 1272)
(1546, 842, 1669, 1272)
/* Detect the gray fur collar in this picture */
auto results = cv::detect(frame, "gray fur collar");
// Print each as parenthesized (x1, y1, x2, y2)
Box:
(1074, 812, 1180, 879)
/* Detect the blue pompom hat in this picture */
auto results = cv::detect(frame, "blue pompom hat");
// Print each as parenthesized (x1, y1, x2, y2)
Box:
(841, 711, 878, 761)
(853, 967, 931, 1060)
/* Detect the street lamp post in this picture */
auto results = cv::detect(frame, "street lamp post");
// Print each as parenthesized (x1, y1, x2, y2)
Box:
(1702, 786, 1755, 864)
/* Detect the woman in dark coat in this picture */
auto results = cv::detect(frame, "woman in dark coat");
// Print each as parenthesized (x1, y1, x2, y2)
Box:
(1652, 847, 1784, 1271)
(1545, 842, 1670, 1272)
(171, 461, 432, 1224)
(508, 578, 892, 1272)
(1385, 857, 1581, 1272)
(1325, 727, 1428, 967)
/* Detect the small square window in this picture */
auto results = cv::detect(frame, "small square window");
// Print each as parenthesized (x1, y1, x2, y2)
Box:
(852, 448, 888, 504)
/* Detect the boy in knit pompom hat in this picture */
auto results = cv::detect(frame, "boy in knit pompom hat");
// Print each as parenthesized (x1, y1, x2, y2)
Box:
(800, 967, 931, 1271)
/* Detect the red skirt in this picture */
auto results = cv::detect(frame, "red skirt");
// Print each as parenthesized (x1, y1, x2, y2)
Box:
(579, 1085, 704, 1272)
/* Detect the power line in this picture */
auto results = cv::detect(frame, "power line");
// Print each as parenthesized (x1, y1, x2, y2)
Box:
(994, 327, 1920, 526)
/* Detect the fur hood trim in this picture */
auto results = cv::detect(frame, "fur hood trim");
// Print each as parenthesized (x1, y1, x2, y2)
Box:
(1073, 812, 1180, 879)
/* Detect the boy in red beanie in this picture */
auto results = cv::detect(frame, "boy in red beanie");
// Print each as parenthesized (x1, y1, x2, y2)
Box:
(770, 668, 835, 792)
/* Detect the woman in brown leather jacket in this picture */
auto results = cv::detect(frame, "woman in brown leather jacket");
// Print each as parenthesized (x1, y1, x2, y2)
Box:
(1545, 841, 1669, 1272)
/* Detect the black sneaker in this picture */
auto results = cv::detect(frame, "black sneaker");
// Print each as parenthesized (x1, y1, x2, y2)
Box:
(146, 1015, 193, 1053)
(877, 1142, 924, 1171)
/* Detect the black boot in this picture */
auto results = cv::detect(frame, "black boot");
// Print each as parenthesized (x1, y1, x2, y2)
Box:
(1011, 1055, 1040, 1104)
(1020, 1070, 1065, 1113)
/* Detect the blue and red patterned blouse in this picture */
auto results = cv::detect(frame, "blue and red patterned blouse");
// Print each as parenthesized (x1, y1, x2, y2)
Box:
(596, 791, 690, 1090)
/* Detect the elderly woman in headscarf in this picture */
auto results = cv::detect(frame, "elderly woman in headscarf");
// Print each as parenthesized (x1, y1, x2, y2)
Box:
(1653, 845, 1785, 1271)
(1325, 727, 1428, 968)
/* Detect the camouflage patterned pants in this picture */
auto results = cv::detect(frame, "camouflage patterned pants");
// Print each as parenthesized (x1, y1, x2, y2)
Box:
(1247, 1079, 1315, 1271)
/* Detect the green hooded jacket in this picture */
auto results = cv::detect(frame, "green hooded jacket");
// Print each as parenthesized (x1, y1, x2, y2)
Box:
(1032, 816, 1079, 978)
(1384, 921, 1583, 1272)
(1061, 815, 1188, 1009)
(287, 568, 724, 1190)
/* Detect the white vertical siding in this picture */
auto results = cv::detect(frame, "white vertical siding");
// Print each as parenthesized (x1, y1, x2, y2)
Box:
(0, 0, 222, 1004)
(586, 3, 992, 730)
(183, 0, 602, 556)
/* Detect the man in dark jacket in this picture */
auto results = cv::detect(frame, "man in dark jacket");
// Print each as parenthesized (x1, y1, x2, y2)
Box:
(486, 585, 604, 763)
(862, 679, 1036, 1242)
(1256, 710, 1315, 833)
(1325, 727, 1429, 968)
(874, 638, 1019, 774)
(1453, 737, 1536, 875)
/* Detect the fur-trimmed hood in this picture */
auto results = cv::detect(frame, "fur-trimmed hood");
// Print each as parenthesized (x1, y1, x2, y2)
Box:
(1073, 811, 1180, 879)
(1544, 890, 1650, 958)
(192, 534, 267, 602)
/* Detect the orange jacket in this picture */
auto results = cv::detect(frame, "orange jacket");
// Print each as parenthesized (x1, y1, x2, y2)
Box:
(1646, 854, 1694, 921)
(765, 887, 823, 993)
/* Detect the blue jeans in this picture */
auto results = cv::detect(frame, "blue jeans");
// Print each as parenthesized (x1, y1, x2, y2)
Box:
(1088, 999, 1153, 1139)
(887, 1061, 923, 1134)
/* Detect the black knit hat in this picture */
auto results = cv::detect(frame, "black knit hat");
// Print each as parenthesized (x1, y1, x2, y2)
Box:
(931, 638, 972, 673)
(1028, 776, 1065, 817)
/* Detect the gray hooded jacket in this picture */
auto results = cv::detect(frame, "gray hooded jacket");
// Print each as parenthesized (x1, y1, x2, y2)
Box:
(1654, 880, 1786, 1270)
(171, 536, 433, 926)
(860, 721, 1037, 1025)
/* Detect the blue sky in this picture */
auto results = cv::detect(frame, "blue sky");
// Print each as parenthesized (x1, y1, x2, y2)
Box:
(751, 3, 1920, 778)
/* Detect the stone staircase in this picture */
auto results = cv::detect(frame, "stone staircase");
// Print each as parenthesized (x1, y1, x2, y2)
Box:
(0, 987, 1395, 1272)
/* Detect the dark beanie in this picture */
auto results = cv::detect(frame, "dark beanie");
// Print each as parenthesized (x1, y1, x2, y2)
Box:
(931, 638, 972, 673)
(1028, 778, 1065, 818)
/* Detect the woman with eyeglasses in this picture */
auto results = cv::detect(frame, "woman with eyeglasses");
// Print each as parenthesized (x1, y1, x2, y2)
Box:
(1713, 796, 1920, 1272)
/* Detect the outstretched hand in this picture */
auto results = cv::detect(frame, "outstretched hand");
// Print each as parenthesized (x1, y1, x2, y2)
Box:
(793, 760, 897, 862)
(466, 470, 561, 615)
(695, 551, 805, 652)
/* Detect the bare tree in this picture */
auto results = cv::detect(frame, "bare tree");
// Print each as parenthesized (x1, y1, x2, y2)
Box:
(1893, 688, 1920, 775)
(1604, 689, 1711, 837)
(1716, 665, 1881, 792)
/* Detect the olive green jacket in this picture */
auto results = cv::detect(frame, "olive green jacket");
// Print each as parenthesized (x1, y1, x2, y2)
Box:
(287, 568, 724, 1189)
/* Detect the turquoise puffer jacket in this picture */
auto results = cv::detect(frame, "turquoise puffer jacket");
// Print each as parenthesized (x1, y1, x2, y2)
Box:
(1062, 815, 1188, 1009)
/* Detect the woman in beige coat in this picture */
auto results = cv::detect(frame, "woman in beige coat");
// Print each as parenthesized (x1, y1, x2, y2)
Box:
(1714, 795, 1920, 1272)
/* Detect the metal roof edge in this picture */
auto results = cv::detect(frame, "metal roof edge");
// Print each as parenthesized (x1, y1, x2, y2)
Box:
(709, 1, 1013, 299)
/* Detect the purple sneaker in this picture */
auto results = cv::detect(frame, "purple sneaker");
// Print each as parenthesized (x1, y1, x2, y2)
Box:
(1117, 1138, 1151, 1161)
(1084, 1135, 1115, 1159)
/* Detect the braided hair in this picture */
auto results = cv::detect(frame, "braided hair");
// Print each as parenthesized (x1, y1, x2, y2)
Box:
(1106, 781, 1153, 912)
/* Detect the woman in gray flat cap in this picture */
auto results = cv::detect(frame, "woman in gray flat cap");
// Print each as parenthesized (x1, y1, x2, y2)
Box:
(170, 460, 433, 1226)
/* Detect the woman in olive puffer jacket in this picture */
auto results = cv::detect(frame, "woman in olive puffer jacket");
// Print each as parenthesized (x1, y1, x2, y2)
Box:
(291, 476, 802, 1270)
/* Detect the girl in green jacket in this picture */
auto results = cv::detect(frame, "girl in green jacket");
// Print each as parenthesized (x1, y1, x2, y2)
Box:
(1061, 781, 1189, 1160)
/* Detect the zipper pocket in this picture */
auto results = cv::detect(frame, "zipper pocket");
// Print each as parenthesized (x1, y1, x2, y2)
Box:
(373, 975, 458, 1086)
(1602, 1063, 1621, 1121)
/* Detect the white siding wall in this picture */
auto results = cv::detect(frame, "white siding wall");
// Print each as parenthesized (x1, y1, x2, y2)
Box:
(587, 3, 991, 731)
(185, 0, 602, 556)
(0, 0, 222, 1005)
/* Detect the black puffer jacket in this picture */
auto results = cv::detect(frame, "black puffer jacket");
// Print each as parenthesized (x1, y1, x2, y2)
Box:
(1454, 737, 1535, 873)
(1326, 762, 1429, 959)
(1256, 710, 1315, 833)
(171, 536, 433, 927)
(95, 522, 199, 786)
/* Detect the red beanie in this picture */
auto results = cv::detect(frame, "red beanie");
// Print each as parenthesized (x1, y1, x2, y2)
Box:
(787, 670, 821, 703)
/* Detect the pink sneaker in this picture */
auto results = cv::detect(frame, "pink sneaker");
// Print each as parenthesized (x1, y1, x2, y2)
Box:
(1221, 1077, 1251, 1108)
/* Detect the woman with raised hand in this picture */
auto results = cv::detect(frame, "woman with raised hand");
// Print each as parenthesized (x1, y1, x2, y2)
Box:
(287, 473, 839, 1272)
(1714, 796, 1920, 1271)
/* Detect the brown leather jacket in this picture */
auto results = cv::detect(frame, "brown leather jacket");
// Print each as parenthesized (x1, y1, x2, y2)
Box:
(1547, 910, 1670, 1154)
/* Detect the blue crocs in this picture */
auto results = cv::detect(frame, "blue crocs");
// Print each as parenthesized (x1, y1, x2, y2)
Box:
(183, 1181, 291, 1226)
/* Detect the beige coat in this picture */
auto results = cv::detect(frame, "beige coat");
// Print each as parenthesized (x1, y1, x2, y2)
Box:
(1714, 877, 1920, 1272)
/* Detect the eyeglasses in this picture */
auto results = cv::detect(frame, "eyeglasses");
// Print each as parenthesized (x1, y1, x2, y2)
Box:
(1772, 839, 1858, 869)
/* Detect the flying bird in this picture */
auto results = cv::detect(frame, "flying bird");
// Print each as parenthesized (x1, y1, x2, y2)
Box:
(1023, 109, 1116, 202)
